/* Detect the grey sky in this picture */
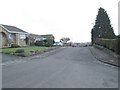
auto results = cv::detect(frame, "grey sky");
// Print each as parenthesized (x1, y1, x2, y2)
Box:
(0, 0, 119, 42)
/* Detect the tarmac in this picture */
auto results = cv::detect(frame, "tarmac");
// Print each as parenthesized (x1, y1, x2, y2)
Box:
(89, 46, 119, 67)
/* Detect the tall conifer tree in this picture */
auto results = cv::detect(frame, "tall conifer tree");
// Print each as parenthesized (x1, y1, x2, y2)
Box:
(92, 7, 115, 40)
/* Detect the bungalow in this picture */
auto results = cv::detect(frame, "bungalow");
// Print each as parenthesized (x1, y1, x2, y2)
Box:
(0, 24, 28, 48)
(40, 34, 55, 40)
(40, 34, 55, 46)
(29, 34, 55, 46)
(29, 33, 46, 44)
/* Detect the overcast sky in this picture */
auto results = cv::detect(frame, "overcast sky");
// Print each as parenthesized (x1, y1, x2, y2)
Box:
(0, 0, 119, 42)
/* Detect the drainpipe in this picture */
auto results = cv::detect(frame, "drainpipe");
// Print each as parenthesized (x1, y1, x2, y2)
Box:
(16, 33, 19, 45)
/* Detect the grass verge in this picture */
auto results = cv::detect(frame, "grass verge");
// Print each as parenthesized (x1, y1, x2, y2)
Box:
(0, 46, 50, 56)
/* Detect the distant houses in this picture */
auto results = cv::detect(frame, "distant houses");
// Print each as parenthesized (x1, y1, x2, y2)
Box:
(29, 33, 46, 45)
(0, 24, 55, 48)
(29, 34, 55, 46)
(53, 42, 63, 46)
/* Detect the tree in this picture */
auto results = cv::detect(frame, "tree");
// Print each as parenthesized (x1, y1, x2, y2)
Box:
(60, 37, 70, 46)
(117, 35, 120, 38)
(44, 39, 55, 47)
(91, 7, 116, 42)
(34, 40, 44, 46)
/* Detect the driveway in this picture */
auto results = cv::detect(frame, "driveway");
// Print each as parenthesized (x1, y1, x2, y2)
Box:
(2, 47, 118, 88)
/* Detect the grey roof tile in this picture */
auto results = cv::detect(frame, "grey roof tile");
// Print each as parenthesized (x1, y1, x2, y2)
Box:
(29, 34, 44, 38)
(1, 24, 28, 33)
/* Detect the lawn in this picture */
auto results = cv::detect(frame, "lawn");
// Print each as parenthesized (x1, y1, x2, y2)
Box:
(0, 46, 50, 56)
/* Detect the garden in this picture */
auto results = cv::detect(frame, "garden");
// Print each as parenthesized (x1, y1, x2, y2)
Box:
(0, 46, 53, 56)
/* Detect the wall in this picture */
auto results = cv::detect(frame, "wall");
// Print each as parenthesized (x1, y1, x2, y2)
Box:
(0, 27, 10, 48)
(16, 33, 27, 46)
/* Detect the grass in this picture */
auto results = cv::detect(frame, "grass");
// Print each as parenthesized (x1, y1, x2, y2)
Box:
(0, 46, 50, 55)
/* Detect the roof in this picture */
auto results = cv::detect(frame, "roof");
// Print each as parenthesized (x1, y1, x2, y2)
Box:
(41, 34, 54, 37)
(29, 34, 55, 40)
(29, 34, 44, 39)
(0, 24, 28, 33)
(41, 34, 55, 39)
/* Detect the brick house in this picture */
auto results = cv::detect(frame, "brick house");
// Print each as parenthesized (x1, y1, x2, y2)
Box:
(0, 24, 28, 48)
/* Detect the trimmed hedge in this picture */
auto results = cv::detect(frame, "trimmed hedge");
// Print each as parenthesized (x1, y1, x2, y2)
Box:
(34, 39, 55, 47)
(94, 38, 120, 54)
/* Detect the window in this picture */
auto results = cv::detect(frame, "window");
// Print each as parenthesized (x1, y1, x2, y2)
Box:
(9, 33, 14, 39)
(20, 34, 26, 39)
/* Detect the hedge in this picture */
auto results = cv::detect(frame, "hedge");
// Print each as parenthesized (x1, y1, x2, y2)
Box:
(94, 38, 120, 54)
(34, 39, 55, 47)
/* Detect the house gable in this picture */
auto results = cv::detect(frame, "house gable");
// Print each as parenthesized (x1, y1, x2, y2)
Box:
(29, 34, 46, 42)
(0, 24, 28, 47)
(0, 24, 28, 34)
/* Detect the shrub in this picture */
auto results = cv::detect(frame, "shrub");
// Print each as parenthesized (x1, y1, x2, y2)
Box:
(11, 44, 20, 48)
(44, 39, 54, 47)
(30, 42, 35, 46)
(15, 48, 25, 53)
(95, 38, 120, 54)
(117, 38, 120, 54)
(35, 40, 44, 46)
(34, 39, 54, 47)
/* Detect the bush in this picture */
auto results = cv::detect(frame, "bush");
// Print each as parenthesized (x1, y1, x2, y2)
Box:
(95, 38, 120, 54)
(44, 39, 54, 47)
(117, 38, 120, 54)
(11, 44, 20, 48)
(15, 48, 25, 53)
(30, 42, 35, 46)
(34, 39, 55, 47)
(35, 40, 44, 46)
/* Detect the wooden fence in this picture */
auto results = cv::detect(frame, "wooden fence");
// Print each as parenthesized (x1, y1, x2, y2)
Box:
(94, 38, 120, 54)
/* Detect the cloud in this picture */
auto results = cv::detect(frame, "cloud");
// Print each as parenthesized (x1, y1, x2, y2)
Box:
(0, 0, 119, 42)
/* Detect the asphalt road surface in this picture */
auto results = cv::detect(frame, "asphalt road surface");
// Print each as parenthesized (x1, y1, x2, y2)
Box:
(2, 47, 118, 88)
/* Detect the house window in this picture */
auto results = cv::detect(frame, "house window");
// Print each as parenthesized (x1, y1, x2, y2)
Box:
(9, 33, 14, 39)
(20, 34, 26, 39)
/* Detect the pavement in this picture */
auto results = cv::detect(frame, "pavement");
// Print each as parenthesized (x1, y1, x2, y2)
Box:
(2, 47, 118, 88)
(89, 46, 119, 67)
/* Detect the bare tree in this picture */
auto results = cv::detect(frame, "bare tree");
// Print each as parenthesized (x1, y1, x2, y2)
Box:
(60, 37, 70, 44)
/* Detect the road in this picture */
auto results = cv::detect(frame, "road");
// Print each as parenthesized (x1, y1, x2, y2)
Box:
(2, 47, 118, 88)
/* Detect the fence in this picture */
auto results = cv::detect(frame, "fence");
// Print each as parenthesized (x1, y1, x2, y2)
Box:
(94, 38, 120, 54)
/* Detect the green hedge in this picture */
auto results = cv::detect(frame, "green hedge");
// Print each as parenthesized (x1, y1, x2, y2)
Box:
(95, 38, 120, 54)
(34, 39, 55, 47)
